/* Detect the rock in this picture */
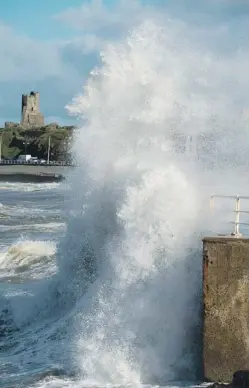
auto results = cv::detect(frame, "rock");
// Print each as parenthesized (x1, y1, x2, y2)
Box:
(209, 383, 231, 388)
(232, 371, 249, 388)
(209, 371, 249, 388)
(4, 121, 21, 129)
(45, 123, 59, 130)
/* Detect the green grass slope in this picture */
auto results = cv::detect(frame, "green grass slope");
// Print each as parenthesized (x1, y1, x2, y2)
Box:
(0, 124, 74, 161)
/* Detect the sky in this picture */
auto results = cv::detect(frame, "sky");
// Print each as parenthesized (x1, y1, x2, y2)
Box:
(1, 0, 249, 126)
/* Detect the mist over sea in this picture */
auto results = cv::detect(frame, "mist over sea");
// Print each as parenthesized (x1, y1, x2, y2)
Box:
(1, 5, 249, 387)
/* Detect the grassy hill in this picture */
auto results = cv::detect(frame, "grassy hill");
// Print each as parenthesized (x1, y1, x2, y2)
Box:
(0, 124, 74, 161)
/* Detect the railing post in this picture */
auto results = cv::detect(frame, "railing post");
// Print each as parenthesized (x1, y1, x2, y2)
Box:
(209, 194, 249, 237)
(235, 195, 240, 236)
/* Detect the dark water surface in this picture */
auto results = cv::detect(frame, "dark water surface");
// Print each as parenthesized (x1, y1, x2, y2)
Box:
(0, 181, 71, 387)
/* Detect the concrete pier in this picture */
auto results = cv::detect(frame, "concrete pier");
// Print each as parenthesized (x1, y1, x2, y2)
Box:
(203, 237, 249, 382)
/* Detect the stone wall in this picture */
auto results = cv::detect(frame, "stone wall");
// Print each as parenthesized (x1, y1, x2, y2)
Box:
(203, 237, 249, 382)
(21, 91, 44, 127)
(4, 122, 21, 129)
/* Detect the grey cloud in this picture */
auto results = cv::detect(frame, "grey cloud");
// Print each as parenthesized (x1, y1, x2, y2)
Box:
(0, 24, 67, 82)
(54, 0, 249, 55)
(2, 0, 249, 125)
(54, 0, 158, 37)
(0, 24, 87, 125)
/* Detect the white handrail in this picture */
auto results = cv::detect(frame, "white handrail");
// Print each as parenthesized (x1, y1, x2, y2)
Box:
(210, 195, 249, 237)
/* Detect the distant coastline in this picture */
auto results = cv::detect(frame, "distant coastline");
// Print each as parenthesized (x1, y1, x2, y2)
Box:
(1, 91, 75, 162)
(0, 123, 74, 162)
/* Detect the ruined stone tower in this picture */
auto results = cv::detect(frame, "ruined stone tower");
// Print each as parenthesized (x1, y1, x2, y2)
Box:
(21, 91, 44, 127)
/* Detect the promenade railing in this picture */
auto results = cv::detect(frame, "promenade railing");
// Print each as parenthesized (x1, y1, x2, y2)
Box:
(0, 160, 76, 166)
(210, 194, 249, 237)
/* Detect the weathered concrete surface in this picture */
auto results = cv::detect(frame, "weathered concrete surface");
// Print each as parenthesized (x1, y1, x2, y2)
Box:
(203, 237, 249, 383)
(0, 164, 73, 177)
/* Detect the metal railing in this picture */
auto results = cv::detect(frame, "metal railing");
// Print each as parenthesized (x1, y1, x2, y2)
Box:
(210, 195, 249, 237)
(0, 160, 75, 166)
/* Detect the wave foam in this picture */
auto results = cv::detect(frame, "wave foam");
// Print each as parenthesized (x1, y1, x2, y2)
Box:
(0, 239, 56, 273)
(61, 17, 249, 384)
(0, 182, 60, 192)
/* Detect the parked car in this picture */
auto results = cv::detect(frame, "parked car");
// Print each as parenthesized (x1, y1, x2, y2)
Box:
(28, 157, 39, 164)
(18, 154, 32, 162)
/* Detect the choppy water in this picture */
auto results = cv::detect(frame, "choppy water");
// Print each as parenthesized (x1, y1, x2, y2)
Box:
(0, 181, 202, 388)
(0, 182, 67, 386)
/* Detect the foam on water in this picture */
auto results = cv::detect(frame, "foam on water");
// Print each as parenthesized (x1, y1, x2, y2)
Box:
(0, 222, 65, 233)
(52, 21, 207, 384)
(0, 182, 60, 192)
(0, 239, 57, 276)
(58, 18, 249, 385)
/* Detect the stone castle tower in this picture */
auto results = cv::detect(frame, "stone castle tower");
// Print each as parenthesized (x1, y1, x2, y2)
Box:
(21, 91, 44, 127)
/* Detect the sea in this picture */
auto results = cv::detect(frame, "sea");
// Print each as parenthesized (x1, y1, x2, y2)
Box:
(0, 178, 200, 388)
(0, 176, 207, 388)
(1, 15, 249, 388)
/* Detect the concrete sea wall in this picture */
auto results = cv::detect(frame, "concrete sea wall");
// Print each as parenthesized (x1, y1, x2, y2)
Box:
(0, 164, 72, 176)
(203, 237, 249, 382)
(0, 164, 74, 181)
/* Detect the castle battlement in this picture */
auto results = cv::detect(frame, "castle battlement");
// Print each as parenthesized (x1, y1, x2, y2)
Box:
(21, 91, 44, 127)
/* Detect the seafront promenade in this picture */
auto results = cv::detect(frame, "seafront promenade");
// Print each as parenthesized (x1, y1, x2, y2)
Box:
(0, 161, 75, 181)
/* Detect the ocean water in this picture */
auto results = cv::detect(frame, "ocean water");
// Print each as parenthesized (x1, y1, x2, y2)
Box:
(0, 180, 204, 388)
(2, 177, 249, 388)
(0, 182, 67, 386)
(1, 12, 249, 388)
